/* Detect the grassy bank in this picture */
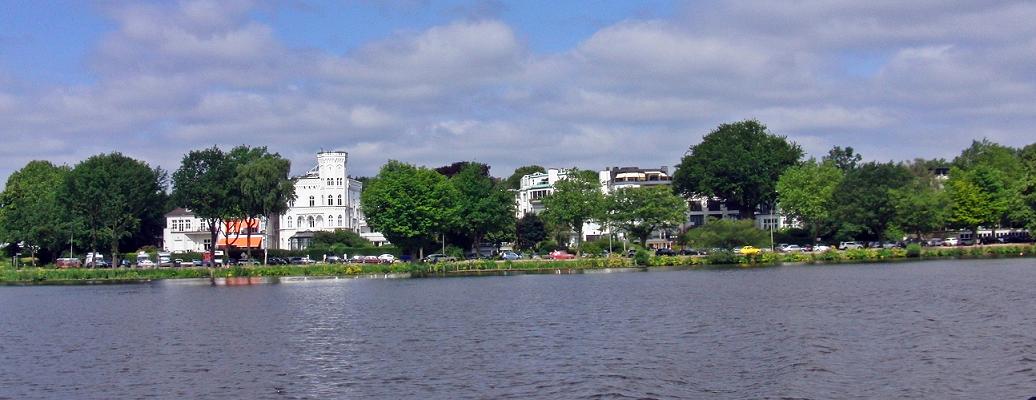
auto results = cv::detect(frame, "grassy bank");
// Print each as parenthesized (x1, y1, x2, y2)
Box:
(2, 245, 1034, 283)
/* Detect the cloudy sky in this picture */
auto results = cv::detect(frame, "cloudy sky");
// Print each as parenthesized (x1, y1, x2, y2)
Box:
(1, 0, 1034, 185)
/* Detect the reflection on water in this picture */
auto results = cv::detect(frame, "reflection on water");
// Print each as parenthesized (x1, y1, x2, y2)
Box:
(2, 258, 1036, 399)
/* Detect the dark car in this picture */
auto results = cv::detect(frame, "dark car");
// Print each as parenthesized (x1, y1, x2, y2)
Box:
(289, 257, 305, 265)
(422, 254, 457, 263)
(655, 248, 677, 256)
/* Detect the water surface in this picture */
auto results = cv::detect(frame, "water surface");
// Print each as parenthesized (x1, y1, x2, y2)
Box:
(2, 259, 1036, 399)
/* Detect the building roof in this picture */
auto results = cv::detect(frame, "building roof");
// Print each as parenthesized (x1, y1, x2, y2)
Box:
(165, 208, 193, 218)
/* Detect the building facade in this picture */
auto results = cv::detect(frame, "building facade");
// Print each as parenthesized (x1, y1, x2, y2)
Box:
(272, 151, 387, 250)
(162, 208, 268, 253)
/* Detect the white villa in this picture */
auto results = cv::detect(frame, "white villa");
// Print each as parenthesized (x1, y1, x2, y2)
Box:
(162, 209, 267, 253)
(271, 151, 387, 250)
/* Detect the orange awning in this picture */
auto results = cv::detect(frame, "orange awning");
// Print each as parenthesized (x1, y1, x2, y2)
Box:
(217, 237, 263, 248)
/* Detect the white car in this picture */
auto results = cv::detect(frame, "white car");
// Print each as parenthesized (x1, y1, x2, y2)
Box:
(137, 259, 156, 268)
(781, 244, 803, 253)
(377, 254, 396, 264)
(943, 237, 959, 246)
(813, 245, 831, 252)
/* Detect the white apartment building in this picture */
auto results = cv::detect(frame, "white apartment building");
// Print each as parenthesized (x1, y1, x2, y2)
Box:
(272, 151, 387, 250)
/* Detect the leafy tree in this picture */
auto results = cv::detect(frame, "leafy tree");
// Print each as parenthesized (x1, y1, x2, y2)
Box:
(889, 179, 948, 239)
(953, 139, 1024, 181)
(900, 158, 950, 186)
(776, 160, 843, 241)
(311, 229, 372, 248)
(505, 165, 546, 190)
(0, 161, 71, 265)
(436, 161, 490, 178)
(605, 185, 687, 247)
(172, 147, 237, 266)
(829, 162, 911, 240)
(673, 120, 803, 219)
(823, 146, 863, 171)
(450, 163, 515, 252)
(515, 214, 546, 250)
(235, 148, 295, 261)
(683, 218, 769, 249)
(946, 168, 996, 236)
(541, 169, 605, 249)
(361, 160, 459, 258)
(65, 153, 166, 267)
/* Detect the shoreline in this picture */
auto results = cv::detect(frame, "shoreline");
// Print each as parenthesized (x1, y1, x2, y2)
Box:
(2, 245, 1034, 285)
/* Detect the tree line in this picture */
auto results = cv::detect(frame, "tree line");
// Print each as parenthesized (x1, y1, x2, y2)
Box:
(0, 146, 294, 266)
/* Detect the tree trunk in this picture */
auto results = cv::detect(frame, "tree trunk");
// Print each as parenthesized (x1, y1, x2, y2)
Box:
(245, 217, 253, 262)
(209, 220, 219, 268)
(111, 240, 120, 269)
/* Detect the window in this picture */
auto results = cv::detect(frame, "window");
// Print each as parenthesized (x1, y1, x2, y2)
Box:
(707, 200, 721, 212)
(287, 217, 293, 228)
(337, 194, 342, 206)
(309, 196, 315, 207)
(337, 178, 343, 186)
(308, 216, 315, 228)
(297, 216, 303, 227)
(316, 216, 324, 227)
(327, 178, 333, 186)
(185, 220, 191, 231)
(203, 239, 211, 250)
(689, 201, 703, 212)
(338, 215, 343, 226)
(328, 195, 333, 205)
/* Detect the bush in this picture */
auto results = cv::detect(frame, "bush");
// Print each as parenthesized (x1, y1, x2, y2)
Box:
(633, 249, 650, 266)
(905, 244, 921, 258)
(706, 250, 737, 265)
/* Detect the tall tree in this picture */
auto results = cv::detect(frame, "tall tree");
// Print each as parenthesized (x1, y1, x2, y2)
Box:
(436, 161, 490, 178)
(890, 180, 948, 239)
(952, 139, 1025, 231)
(683, 219, 769, 249)
(65, 153, 166, 268)
(541, 169, 605, 249)
(776, 160, 843, 241)
(450, 163, 515, 253)
(0, 161, 71, 265)
(946, 168, 996, 236)
(361, 161, 459, 258)
(606, 185, 687, 247)
(953, 139, 1024, 181)
(172, 147, 236, 266)
(515, 214, 546, 250)
(236, 149, 295, 261)
(673, 120, 803, 219)
(829, 162, 911, 241)
(505, 165, 547, 190)
(823, 146, 863, 171)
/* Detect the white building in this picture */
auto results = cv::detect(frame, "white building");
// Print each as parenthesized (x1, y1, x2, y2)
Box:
(598, 166, 673, 193)
(272, 151, 387, 250)
(163, 209, 268, 253)
(515, 168, 572, 218)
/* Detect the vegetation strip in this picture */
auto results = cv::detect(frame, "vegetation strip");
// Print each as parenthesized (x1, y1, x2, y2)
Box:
(3, 245, 1032, 283)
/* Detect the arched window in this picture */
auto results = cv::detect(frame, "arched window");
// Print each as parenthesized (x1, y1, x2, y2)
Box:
(297, 216, 303, 227)
(337, 178, 343, 186)
(337, 194, 342, 206)
(316, 216, 324, 227)
(327, 178, 332, 186)
(287, 217, 292, 228)
(308, 196, 315, 207)
(338, 215, 343, 226)
(328, 195, 333, 205)
(308, 216, 315, 228)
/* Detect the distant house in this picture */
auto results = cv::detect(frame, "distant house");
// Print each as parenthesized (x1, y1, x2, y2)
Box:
(162, 208, 267, 253)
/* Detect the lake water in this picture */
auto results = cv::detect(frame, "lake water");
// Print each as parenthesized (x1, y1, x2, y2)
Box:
(2, 258, 1036, 399)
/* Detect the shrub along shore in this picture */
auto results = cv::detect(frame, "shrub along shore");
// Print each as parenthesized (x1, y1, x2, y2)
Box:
(1, 245, 1034, 284)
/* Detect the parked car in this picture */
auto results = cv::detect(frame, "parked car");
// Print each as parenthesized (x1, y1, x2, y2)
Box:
(422, 253, 456, 263)
(362, 255, 380, 264)
(926, 238, 944, 247)
(780, 244, 803, 253)
(288, 256, 305, 265)
(190, 259, 203, 267)
(55, 258, 82, 268)
(943, 237, 959, 246)
(679, 248, 703, 255)
(137, 259, 156, 268)
(499, 251, 521, 261)
(812, 244, 832, 252)
(378, 254, 397, 264)
(655, 248, 677, 256)
(738, 246, 761, 256)
(549, 250, 576, 260)
(839, 241, 863, 250)
(326, 255, 342, 264)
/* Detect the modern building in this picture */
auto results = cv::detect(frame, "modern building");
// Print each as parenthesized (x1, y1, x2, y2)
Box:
(271, 151, 387, 250)
(598, 166, 672, 193)
(515, 168, 573, 218)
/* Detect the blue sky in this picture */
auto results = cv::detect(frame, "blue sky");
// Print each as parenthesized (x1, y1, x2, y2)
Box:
(0, 0, 1034, 184)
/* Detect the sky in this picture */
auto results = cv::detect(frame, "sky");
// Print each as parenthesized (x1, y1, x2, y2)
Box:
(1, 0, 1034, 185)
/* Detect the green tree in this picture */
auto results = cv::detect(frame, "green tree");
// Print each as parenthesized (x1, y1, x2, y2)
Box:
(952, 140, 1025, 231)
(450, 163, 515, 253)
(829, 162, 911, 240)
(683, 219, 769, 249)
(673, 120, 803, 219)
(361, 160, 459, 258)
(776, 160, 843, 241)
(65, 153, 166, 268)
(505, 165, 547, 190)
(823, 146, 863, 171)
(515, 214, 546, 250)
(946, 168, 996, 236)
(172, 147, 236, 266)
(889, 180, 948, 239)
(235, 148, 295, 261)
(541, 169, 605, 249)
(953, 139, 1024, 181)
(0, 161, 71, 265)
(311, 229, 372, 248)
(606, 185, 687, 247)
